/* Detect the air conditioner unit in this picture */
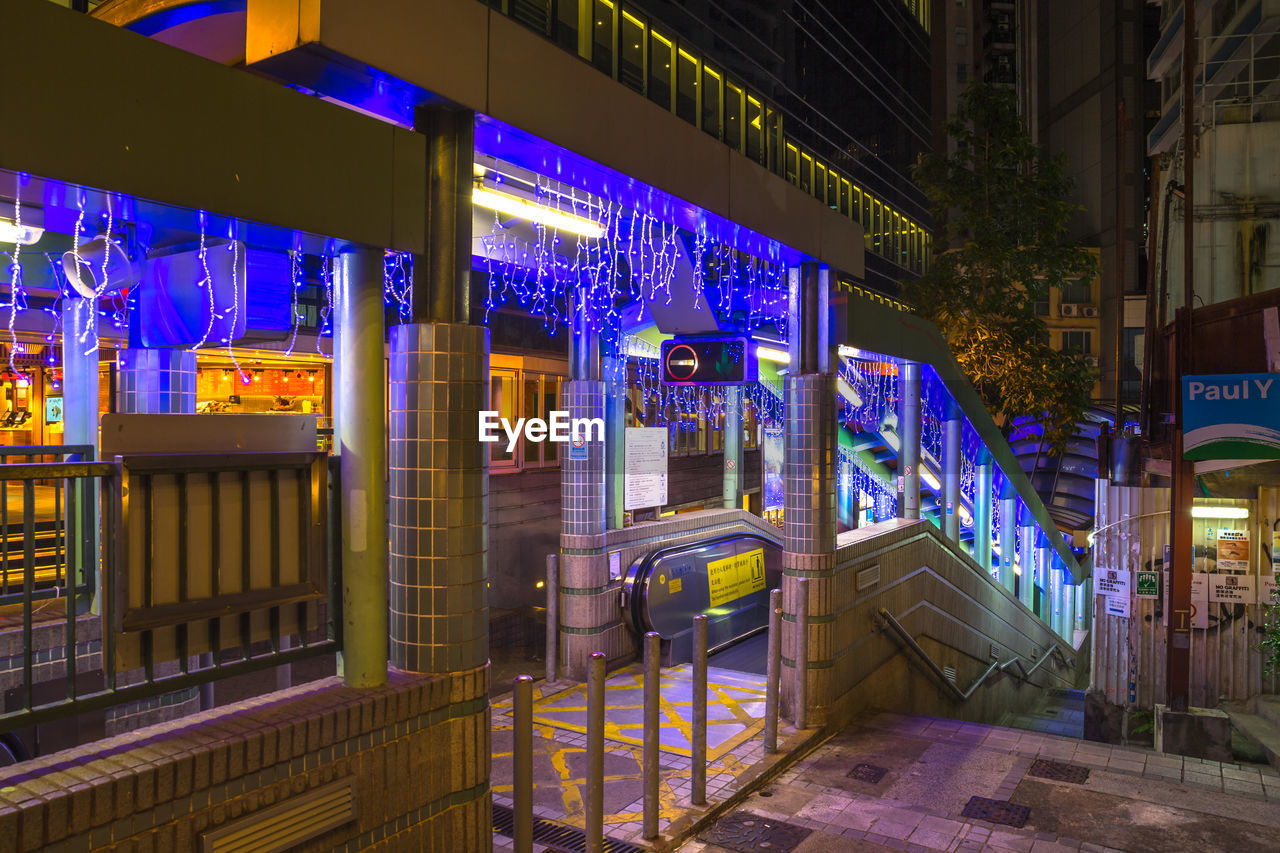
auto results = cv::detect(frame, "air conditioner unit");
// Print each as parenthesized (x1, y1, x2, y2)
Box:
(1085, 356, 1100, 367)
(1060, 304, 1079, 318)
(1082, 306, 1099, 318)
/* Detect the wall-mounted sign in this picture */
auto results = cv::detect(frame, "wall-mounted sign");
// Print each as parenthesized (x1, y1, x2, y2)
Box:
(1094, 568, 1131, 597)
(44, 395, 63, 424)
(1105, 595, 1131, 618)
(1262, 575, 1278, 606)
(1217, 529, 1250, 572)
(1136, 570, 1160, 599)
(706, 548, 766, 608)
(624, 427, 668, 510)
(1208, 573, 1256, 604)
(660, 337, 757, 386)
(1183, 374, 1280, 460)
(763, 427, 784, 512)
(1191, 573, 1209, 629)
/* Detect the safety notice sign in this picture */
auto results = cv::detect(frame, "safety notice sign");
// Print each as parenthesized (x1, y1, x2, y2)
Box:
(707, 548, 766, 608)
(1217, 529, 1250, 572)
(1136, 571, 1160, 599)
(1095, 568, 1131, 597)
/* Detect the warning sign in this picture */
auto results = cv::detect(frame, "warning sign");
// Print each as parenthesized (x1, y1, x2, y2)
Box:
(1192, 574, 1209, 629)
(1208, 572, 1256, 604)
(707, 548, 767, 608)
(1262, 575, 1278, 606)
(1095, 568, 1131, 597)
(1217, 529, 1250, 572)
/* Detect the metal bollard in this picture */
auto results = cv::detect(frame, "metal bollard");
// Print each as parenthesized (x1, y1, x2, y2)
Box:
(692, 614, 708, 806)
(546, 554, 559, 684)
(764, 588, 782, 752)
(795, 577, 810, 730)
(586, 651, 606, 853)
(513, 675, 534, 853)
(643, 632, 660, 839)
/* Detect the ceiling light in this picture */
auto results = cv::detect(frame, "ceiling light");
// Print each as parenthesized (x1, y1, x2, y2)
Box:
(472, 187, 605, 238)
(756, 345, 789, 364)
(0, 219, 43, 246)
(1190, 505, 1249, 519)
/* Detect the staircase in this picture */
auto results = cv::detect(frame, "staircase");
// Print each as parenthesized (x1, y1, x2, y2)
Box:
(1221, 696, 1280, 770)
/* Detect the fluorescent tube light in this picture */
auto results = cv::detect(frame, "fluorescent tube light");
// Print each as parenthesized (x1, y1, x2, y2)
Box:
(0, 219, 42, 246)
(756, 345, 790, 364)
(1190, 505, 1249, 519)
(472, 187, 605, 238)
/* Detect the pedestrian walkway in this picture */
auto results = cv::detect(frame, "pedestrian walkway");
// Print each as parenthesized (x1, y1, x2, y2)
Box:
(1000, 687, 1086, 739)
(679, 710, 1280, 853)
(490, 662, 816, 850)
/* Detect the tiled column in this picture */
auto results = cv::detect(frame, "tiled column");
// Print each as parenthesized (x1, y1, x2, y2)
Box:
(1062, 581, 1076, 644)
(1050, 565, 1065, 638)
(942, 405, 961, 543)
(116, 348, 195, 413)
(604, 356, 627, 530)
(1018, 518, 1036, 610)
(897, 361, 920, 520)
(1077, 577, 1092, 632)
(782, 263, 836, 724)
(723, 386, 743, 508)
(1036, 535, 1052, 620)
(388, 323, 488, 674)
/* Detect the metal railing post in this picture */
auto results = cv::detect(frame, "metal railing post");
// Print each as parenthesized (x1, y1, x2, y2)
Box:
(642, 632, 660, 839)
(764, 588, 782, 752)
(692, 613, 708, 806)
(795, 577, 810, 730)
(513, 674, 534, 853)
(546, 554, 559, 684)
(586, 651, 605, 853)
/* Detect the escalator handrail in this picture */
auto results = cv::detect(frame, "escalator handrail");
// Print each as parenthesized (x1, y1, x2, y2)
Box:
(624, 531, 781, 635)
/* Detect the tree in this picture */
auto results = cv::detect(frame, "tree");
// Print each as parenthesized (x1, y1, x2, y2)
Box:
(905, 83, 1097, 453)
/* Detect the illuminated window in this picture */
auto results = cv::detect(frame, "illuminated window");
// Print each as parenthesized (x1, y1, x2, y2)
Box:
(745, 96, 764, 164)
(489, 368, 519, 469)
(648, 30, 673, 110)
(815, 162, 828, 204)
(677, 48, 698, 124)
(619, 9, 645, 93)
(785, 143, 800, 185)
(799, 152, 813, 194)
(592, 0, 615, 75)
(827, 170, 840, 211)
(840, 178, 853, 217)
(725, 81, 744, 152)
(702, 65, 722, 139)
(554, 0, 578, 52)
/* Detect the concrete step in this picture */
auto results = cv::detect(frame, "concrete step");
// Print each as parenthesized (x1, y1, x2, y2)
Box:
(1255, 695, 1280, 729)
(1221, 703, 1280, 772)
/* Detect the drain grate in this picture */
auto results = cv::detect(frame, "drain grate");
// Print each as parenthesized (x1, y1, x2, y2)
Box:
(697, 811, 812, 853)
(960, 796, 1031, 828)
(492, 803, 647, 853)
(846, 763, 888, 784)
(1027, 759, 1090, 784)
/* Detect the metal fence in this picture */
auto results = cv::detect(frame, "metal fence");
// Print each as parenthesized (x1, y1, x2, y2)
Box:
(0, 450, 342, 737)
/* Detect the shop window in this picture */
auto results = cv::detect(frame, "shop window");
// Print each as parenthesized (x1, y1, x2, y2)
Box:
(619, 9, 645, 93)
(648, 30, 673, 110)
(489, 368, 519, 469)
(702, 65, 722, 139)
(677, 49, 699, 124)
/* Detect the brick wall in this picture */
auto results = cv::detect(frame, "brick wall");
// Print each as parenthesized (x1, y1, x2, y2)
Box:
(0, 666, 490, 853)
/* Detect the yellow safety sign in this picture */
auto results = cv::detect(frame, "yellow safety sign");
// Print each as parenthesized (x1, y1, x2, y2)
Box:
(707, 548, 766, 608)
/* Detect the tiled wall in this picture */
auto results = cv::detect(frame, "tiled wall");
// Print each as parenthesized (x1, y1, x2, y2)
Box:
(782, 374, 837, 556)
(388, 323, 489, 674)
(559, 380, 605, 538)
(115, 350, 195, 415)
(0, 667, 491, 852)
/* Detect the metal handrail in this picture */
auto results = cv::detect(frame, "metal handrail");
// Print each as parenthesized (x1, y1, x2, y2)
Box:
(875, 607, 1075, 703)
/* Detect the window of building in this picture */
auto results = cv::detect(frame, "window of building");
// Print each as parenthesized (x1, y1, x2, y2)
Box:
(489, 368, 520, 469)
(554, 0, 578, 52)
(745, 95, 765, 164)
(676, 48, 699, 124)
(592, 0, 615, 75)
(648, 29, 673, 110)
(955, 26, 967, 45)
(702, 65, 722, 139)
(957, 63, 968, 84)
(619, 9, 645, 93)
(1034, 298, 1049, 316)
(1062, 330, 1092, 354)
(725, 81, 744, 152)
(1061, 278, 1091, 304)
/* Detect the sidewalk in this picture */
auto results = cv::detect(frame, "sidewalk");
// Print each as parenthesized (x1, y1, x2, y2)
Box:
(678, 710, 1280, 853)
(490, 661, 818, 851)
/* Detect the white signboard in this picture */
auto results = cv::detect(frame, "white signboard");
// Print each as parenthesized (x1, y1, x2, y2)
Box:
(1104, 595, 1131, 618)
(1262, 575, 1279, 606)
(1216, 529, 1250, 572)
(1094, 568, 1131, 598)
(1208, 572, 1257, 604)
(1191, 573, 1209, 629)
(624, 427, 669, 510)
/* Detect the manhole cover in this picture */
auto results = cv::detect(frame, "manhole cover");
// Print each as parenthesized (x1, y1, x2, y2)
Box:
(1027, 759, 1090, 784)
(846, 763, 888, 784)
(697, 811, 812, 853)
(960, 796, 1031, 828)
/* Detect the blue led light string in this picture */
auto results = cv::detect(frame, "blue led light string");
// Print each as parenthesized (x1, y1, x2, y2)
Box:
(284, 244, 304, 357)
(316, 247, 334, 356)
(224, 230, 249, 384)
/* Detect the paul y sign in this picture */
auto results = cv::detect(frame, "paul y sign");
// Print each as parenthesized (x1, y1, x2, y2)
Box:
(1182, 374, 1280, 461)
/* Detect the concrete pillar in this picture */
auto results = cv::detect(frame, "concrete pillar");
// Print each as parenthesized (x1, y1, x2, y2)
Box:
(723, 386, 744, 508)
(1050, 566, 1064, 639)
(1062, 581, 1076, 645)
(388, 323, 488, 673)
(1018, 519, 1036, 610)
(1036, 537, 1052, 621)
(558, 300, 613, 680)
(998, 485, 1017, 594)
(335, 246, 387, 688)
(942, 405, 961, 544)
(116, 349, 195, 414)
(898, 362, 920, 520)
(973, 454, 993, 574)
